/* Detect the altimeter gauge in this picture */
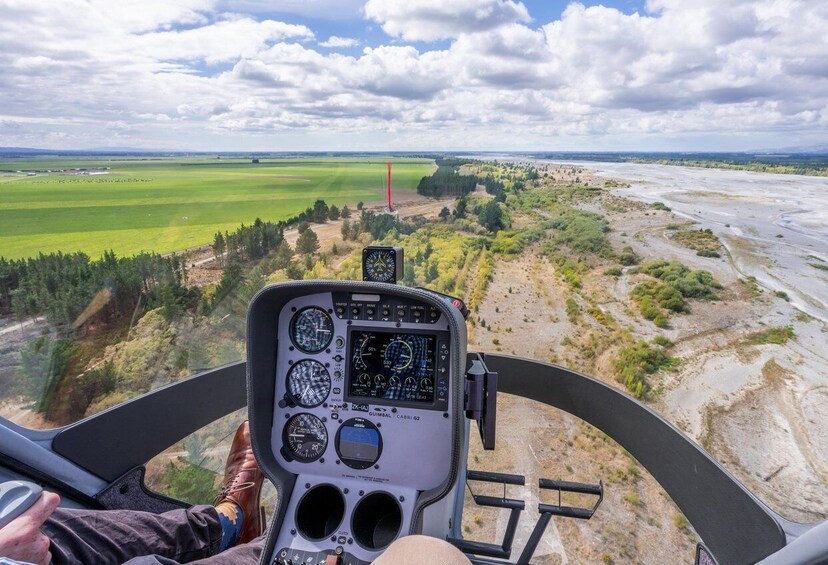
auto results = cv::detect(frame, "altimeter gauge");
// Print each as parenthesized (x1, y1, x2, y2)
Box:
(362, 246, 403, 284)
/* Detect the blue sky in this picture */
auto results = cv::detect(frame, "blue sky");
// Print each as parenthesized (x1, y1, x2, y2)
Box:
(0, 0, 826, 151)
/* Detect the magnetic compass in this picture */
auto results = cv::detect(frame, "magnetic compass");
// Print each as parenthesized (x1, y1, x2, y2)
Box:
(362, 246, 403, 284)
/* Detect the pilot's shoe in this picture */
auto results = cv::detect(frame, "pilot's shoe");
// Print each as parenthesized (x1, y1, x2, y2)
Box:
(215, 421, 266, 545)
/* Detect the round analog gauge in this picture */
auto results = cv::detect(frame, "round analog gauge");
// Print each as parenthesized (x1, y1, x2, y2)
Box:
(290, 307, 333, 353)
(283, 413, 328, 463)
(287, 360, 331, 408)
(383, 338, 414, 370)
(363, 249, 396, 283)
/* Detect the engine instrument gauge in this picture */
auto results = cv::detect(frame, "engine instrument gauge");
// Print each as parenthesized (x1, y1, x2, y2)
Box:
(290, 307, 333, 353)
(362, 246, 403, 284)
(383, 338, 413, 370)
(286, 360, 331, 408)
(283, 413, 327, 463)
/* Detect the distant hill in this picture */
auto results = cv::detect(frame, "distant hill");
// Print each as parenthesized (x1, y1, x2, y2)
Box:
(0, 146, 169, 157)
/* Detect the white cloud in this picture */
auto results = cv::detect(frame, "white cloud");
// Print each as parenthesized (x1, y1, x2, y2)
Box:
(0, 0, 826, 150)
(319, 36, 361, 48)
(364, 0, 530, 41)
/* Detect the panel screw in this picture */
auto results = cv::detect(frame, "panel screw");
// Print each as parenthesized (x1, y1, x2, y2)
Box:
(305, 483, 311, 489)
(344, 488, 349, 494)
(399, 496, 405, 502)
(358, 490, 364, 496)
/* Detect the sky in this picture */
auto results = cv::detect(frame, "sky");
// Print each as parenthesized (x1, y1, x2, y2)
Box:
(0, 0, 826, 152)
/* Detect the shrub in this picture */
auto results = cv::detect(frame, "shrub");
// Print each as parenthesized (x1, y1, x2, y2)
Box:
(550, 255, 585, 289)
(673, 512, 689, 531)
(549, 210, 613, 256)
(618, 246, 639, 266)
(565, 297, 580, 322)
(613, 340, 679, 398)
(653, 314, 669, 328)
(656, 285, 686, 313)
(653, 335, 671, 347)
(605, 267, 623, 277)
(745, 326, 795, 345)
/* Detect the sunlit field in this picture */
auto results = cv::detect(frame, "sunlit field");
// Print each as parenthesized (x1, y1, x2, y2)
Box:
(0, 156, 433, 260)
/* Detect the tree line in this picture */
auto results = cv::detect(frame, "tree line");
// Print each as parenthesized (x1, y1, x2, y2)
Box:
(0, 251, 193, 329)
(416, 158, 478, 197)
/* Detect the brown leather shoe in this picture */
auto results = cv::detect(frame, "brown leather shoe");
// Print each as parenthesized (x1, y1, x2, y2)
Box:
(215, 421, 265, 544)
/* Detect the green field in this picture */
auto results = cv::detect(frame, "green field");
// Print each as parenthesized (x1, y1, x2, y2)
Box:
(0, 157, 434, 260)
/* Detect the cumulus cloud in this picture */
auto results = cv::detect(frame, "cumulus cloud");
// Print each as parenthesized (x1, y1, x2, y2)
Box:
(319, 36, 361, 48)
(0, 0, 826, 150)
(364, 0, 531, 41)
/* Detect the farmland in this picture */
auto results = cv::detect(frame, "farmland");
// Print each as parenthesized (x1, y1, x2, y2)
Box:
(0, 156, 434, 260)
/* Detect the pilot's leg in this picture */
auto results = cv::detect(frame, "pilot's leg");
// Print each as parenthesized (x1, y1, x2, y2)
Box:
(43, 421, 265, 564)
(373, 535, 472, 565)
(43, 504, 223, 564)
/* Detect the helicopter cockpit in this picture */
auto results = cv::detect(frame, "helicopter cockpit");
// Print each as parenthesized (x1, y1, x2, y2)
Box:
(1, 246, 826, 565)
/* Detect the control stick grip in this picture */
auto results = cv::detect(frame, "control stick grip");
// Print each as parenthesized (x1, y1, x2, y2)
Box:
(0, 480, 43, 529)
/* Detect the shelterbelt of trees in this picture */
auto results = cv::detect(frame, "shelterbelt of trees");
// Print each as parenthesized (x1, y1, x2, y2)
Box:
(415, 157, 537, 198)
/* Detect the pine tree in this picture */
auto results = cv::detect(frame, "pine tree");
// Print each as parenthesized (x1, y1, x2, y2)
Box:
(296, 228, 320, 255)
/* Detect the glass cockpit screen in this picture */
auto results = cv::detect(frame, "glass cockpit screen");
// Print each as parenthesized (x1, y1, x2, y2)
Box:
(348, 331, 436, 403)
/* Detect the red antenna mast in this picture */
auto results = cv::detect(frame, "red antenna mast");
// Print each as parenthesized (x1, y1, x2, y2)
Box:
(386, 161, 395, 214)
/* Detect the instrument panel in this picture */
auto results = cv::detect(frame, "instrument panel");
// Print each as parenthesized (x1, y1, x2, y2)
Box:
(265, 288, 459, 564)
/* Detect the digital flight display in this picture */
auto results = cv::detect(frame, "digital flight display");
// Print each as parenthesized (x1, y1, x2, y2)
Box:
(348, 331, 436, 403)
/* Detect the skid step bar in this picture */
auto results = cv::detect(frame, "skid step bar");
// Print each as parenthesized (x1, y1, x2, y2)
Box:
(538, 478, 603, 520)
(453, 471, 604, 565)
(448, 470, 526, 559)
